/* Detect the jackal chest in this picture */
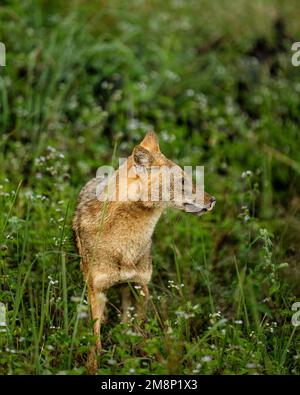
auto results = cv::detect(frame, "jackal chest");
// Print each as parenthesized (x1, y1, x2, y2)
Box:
(92, 233, 153, 289)
(106, 209, 161, 264)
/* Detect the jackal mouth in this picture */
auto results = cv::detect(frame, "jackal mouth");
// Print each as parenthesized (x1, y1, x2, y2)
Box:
(184, 199, 216, 216)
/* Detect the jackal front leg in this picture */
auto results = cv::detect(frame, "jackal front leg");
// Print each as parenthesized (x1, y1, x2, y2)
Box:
(86, 284, 107, 373)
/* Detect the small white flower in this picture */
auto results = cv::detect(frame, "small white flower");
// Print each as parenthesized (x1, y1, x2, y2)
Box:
(127, 119, 140, 130)
(47, 345, 55, 351)
(241, 170, 252, 179)
(71, 296, 82, 303)
(78, 311, 88, 319)
(48, 276, 58, 286)
(234, 320, 243, 325)
(165, 70, 180, 81)
(201, 355, 212, 362)
(186, 89, 194, 97)
(5, 348, 17, 354)
(166, 327, 173, 334)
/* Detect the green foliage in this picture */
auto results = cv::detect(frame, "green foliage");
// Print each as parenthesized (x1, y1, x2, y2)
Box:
(0, 0, 299, 374)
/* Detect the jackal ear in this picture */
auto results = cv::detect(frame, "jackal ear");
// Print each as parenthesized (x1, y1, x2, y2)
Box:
(140, 130, 160, 152)
(133, 145, 153, 168)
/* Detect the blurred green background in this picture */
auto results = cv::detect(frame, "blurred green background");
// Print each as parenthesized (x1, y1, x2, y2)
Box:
(0, 0, 299, 374)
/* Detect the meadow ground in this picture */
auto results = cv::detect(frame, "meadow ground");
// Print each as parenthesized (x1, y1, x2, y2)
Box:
(0, 0, 299, 374)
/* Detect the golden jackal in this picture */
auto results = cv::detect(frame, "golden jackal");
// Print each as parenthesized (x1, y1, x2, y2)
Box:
(73, 131, 216, 370)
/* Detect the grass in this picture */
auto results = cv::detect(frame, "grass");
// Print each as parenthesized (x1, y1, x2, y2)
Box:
(0, 0, 299, 374)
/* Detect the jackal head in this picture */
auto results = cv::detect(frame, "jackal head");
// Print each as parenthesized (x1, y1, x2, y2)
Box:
(124, 131, 216, 216)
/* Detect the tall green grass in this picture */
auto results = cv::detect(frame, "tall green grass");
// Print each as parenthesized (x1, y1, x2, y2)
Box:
(0, 0, 299, 374)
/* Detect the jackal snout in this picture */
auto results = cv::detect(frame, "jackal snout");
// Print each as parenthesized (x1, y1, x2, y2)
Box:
(184, 193, 216, 216)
